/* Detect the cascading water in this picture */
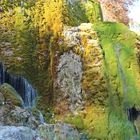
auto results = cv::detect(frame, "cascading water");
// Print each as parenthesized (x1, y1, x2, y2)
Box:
(0, 62, 36, 108)
(38, 110, 45, 124)
(0, 63, 5, 85)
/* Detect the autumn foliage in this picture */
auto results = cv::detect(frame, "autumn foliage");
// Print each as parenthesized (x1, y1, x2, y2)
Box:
(98, 0, 135, 24)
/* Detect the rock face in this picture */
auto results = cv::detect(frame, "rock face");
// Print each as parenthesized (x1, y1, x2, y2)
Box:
(0, 126, 41, 140)
(62, 23, 106, 104)
(56, 23, 106, 114)
(57, 51, 83, 112)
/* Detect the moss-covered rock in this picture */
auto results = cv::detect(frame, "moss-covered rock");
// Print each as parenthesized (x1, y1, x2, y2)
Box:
(0, 83, 23, 106)
(0, 92, 4, 106)
(38, 123, 82, 140)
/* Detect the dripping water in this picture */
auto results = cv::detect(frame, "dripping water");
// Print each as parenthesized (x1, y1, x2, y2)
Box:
(114, 44, 138, 135)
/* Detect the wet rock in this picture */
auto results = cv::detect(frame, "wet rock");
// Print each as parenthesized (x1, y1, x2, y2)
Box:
(0, 126, 41, 140)
(0, 123, 83, 140)
(0, 105, 40, 128)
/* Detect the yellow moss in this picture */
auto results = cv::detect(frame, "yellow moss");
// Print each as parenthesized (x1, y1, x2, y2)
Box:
(83, 105, 108, 139)
(54, 104, 108, 139)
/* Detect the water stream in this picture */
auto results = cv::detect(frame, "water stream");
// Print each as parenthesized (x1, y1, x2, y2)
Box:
(38, 110, 45, 124)
(0, 62, 45, 124)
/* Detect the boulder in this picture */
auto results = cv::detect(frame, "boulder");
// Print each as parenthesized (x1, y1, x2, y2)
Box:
(0, 83, 23, 106)
(0, 105, 40, 128)
(38, 123, 81, 140)
(0, 126, 41, 140)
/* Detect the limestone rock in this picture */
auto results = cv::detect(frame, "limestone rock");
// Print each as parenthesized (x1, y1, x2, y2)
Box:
(78, 23, 93, 32)
(57, 51, 83, 112)
(63, 27, 81, 47)
(62, 23, 106, 104)
(38, 123, 81, 140)
(0, 101, 40, 128)
(0, 123, 83, 140)
(63, 23, 95, 48)
(0, 126, 41, 140)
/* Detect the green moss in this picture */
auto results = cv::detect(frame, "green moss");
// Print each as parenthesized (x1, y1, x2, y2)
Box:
(94, 22, 140, 137)
(64, 115, 85, 130)
(83, 105, 108, 139)
(0, 83, 23, 106)
(58, 105, 108, 139)
(84, 0, 102, 23)
(95, 22, 140, 107)
(108, 113, 135, 140)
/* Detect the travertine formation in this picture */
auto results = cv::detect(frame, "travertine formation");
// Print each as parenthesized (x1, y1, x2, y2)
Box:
(58, 23, 106, 108)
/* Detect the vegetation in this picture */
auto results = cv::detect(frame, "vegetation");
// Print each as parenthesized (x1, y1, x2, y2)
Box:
(0, 83, 24, 106)
(95, 22, 140, 139)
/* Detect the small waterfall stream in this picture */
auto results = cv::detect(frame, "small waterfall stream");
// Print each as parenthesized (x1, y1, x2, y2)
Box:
(0, 62, 46, 124)
(114, 44, 139, 135)
(38, 110, 45, 124)
(0, 62, 36, 108)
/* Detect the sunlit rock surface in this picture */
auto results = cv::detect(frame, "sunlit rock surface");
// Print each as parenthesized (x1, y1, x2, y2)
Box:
(63, 23, 106, 104)
(0, 123, 83, 140)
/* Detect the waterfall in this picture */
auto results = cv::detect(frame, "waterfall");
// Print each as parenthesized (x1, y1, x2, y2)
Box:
(38, 110, 45, 124)
(0, 63, 5, 85)
(0, 62, 37, 108)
